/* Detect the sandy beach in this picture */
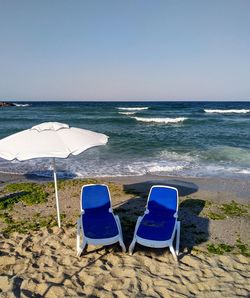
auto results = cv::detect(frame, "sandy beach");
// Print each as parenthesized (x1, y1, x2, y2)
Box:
(0, 173, 250, 297)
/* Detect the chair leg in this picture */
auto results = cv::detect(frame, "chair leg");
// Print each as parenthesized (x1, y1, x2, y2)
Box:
(129, 238, 136, 255)
(176, 221, 181, 256)
(169, 244, 178, 262)
(76, 217, 87, 256)
(76, 217, 81, 256)
(119, 240, 126, 253)
(114, 215, 126, 252)
(129, 216, 143, 255)
(77, 238, 87, 257)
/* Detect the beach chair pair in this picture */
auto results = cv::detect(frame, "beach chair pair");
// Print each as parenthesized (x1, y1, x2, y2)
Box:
(76, 184, 181, 261)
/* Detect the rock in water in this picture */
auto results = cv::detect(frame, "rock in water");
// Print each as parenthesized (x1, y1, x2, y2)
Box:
(0, 101, 15, 107)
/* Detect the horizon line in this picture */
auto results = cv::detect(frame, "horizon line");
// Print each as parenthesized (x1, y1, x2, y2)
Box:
(2, 98, 250, 102)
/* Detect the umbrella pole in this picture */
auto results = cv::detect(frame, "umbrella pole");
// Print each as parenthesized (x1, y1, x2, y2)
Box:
(52, 158, 61, 228)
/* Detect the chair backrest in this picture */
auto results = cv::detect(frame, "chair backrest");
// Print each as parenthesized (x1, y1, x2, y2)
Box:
(81, 184, 111, 212)
(147, 185, 178, 216)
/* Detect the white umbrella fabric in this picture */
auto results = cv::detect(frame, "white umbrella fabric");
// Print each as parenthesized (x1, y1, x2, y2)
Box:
(0, 122, 108, 227)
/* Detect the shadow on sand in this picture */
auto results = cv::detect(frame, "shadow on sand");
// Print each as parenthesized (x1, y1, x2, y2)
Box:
(114, 179, 209, 258)
(24, 171, 78, 182)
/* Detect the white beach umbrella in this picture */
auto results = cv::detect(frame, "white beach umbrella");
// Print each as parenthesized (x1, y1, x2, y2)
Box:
(0, 122, 108, 227)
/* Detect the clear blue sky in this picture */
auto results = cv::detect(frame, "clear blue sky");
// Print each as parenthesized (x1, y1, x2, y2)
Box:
(0, 0, 249, 101)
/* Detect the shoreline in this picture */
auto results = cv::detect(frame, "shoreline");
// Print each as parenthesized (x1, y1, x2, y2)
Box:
(1, 171, 249, 204)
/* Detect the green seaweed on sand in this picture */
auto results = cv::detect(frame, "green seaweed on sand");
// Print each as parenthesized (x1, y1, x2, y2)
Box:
(236, 238, 250, 257)
(207, 240, 250, 256)
(0, 183, 48, 209)
(47, 178, 99, 190)
(207, 243, 234, 255)
(220, 200, 248, 217)
(0, 212, 59, 237)
(206, 212, 226, 220)
(204, 200, 250, 220)
(0, 212, 13, 224)
(46, 179, 126, 198)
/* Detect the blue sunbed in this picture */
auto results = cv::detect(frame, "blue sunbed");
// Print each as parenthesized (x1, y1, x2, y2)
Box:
(129, 185, 181, 261)
(76, 184, 126, 256)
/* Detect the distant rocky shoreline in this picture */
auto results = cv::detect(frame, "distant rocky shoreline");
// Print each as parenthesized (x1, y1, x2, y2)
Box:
(0, 101, 15, 107)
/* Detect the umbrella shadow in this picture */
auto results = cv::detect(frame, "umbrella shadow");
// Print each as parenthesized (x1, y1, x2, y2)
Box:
(114, 179, 209, 257)
(123, 178, 198, 197)
(24, 171, 78, 182)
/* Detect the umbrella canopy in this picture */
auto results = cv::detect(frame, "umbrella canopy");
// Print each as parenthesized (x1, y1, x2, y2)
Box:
(0, 122, 108, 161)
(0, 122, 109, 227)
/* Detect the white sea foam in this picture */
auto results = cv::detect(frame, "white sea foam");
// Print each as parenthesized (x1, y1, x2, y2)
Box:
(159, 150, 198, 162)
(1, 154, 250, 179)
(147, 165, 185, 173)
(204, 109, 250, 114)
(118, 111, 136, 115)
(236, 169, 250, 174)
(132, 117, 187, 124)
(14, 103, 30, 107)
(117, 107, 148, 111)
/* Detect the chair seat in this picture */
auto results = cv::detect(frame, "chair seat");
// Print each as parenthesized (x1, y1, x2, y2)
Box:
(82, 211, 118, 239)
(137, 213, 176, 241)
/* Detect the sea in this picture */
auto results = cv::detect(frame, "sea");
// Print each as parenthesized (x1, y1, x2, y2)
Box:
(0, 101, 250, 180)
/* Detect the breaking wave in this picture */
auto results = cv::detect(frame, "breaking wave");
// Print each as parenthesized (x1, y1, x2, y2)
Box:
(14, 103, 30, 107)
(204, 109, 250, 114)
(132, 117, 187, 124)
(117, 107, 148, 111)
(118, 111, 136, 115)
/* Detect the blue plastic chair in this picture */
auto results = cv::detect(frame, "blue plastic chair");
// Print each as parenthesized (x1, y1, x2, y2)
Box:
(76, 184, 126, 256)
(129, 185, 181, 261)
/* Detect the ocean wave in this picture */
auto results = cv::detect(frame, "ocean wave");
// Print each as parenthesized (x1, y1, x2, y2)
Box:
(132, 117, 187, 124)
(117, 107, 148, 111)
(204, 109, 250, 114)
(203, 146, 250, 163)
(118, 111, 136, 115)
(14, 103, 30, 107)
